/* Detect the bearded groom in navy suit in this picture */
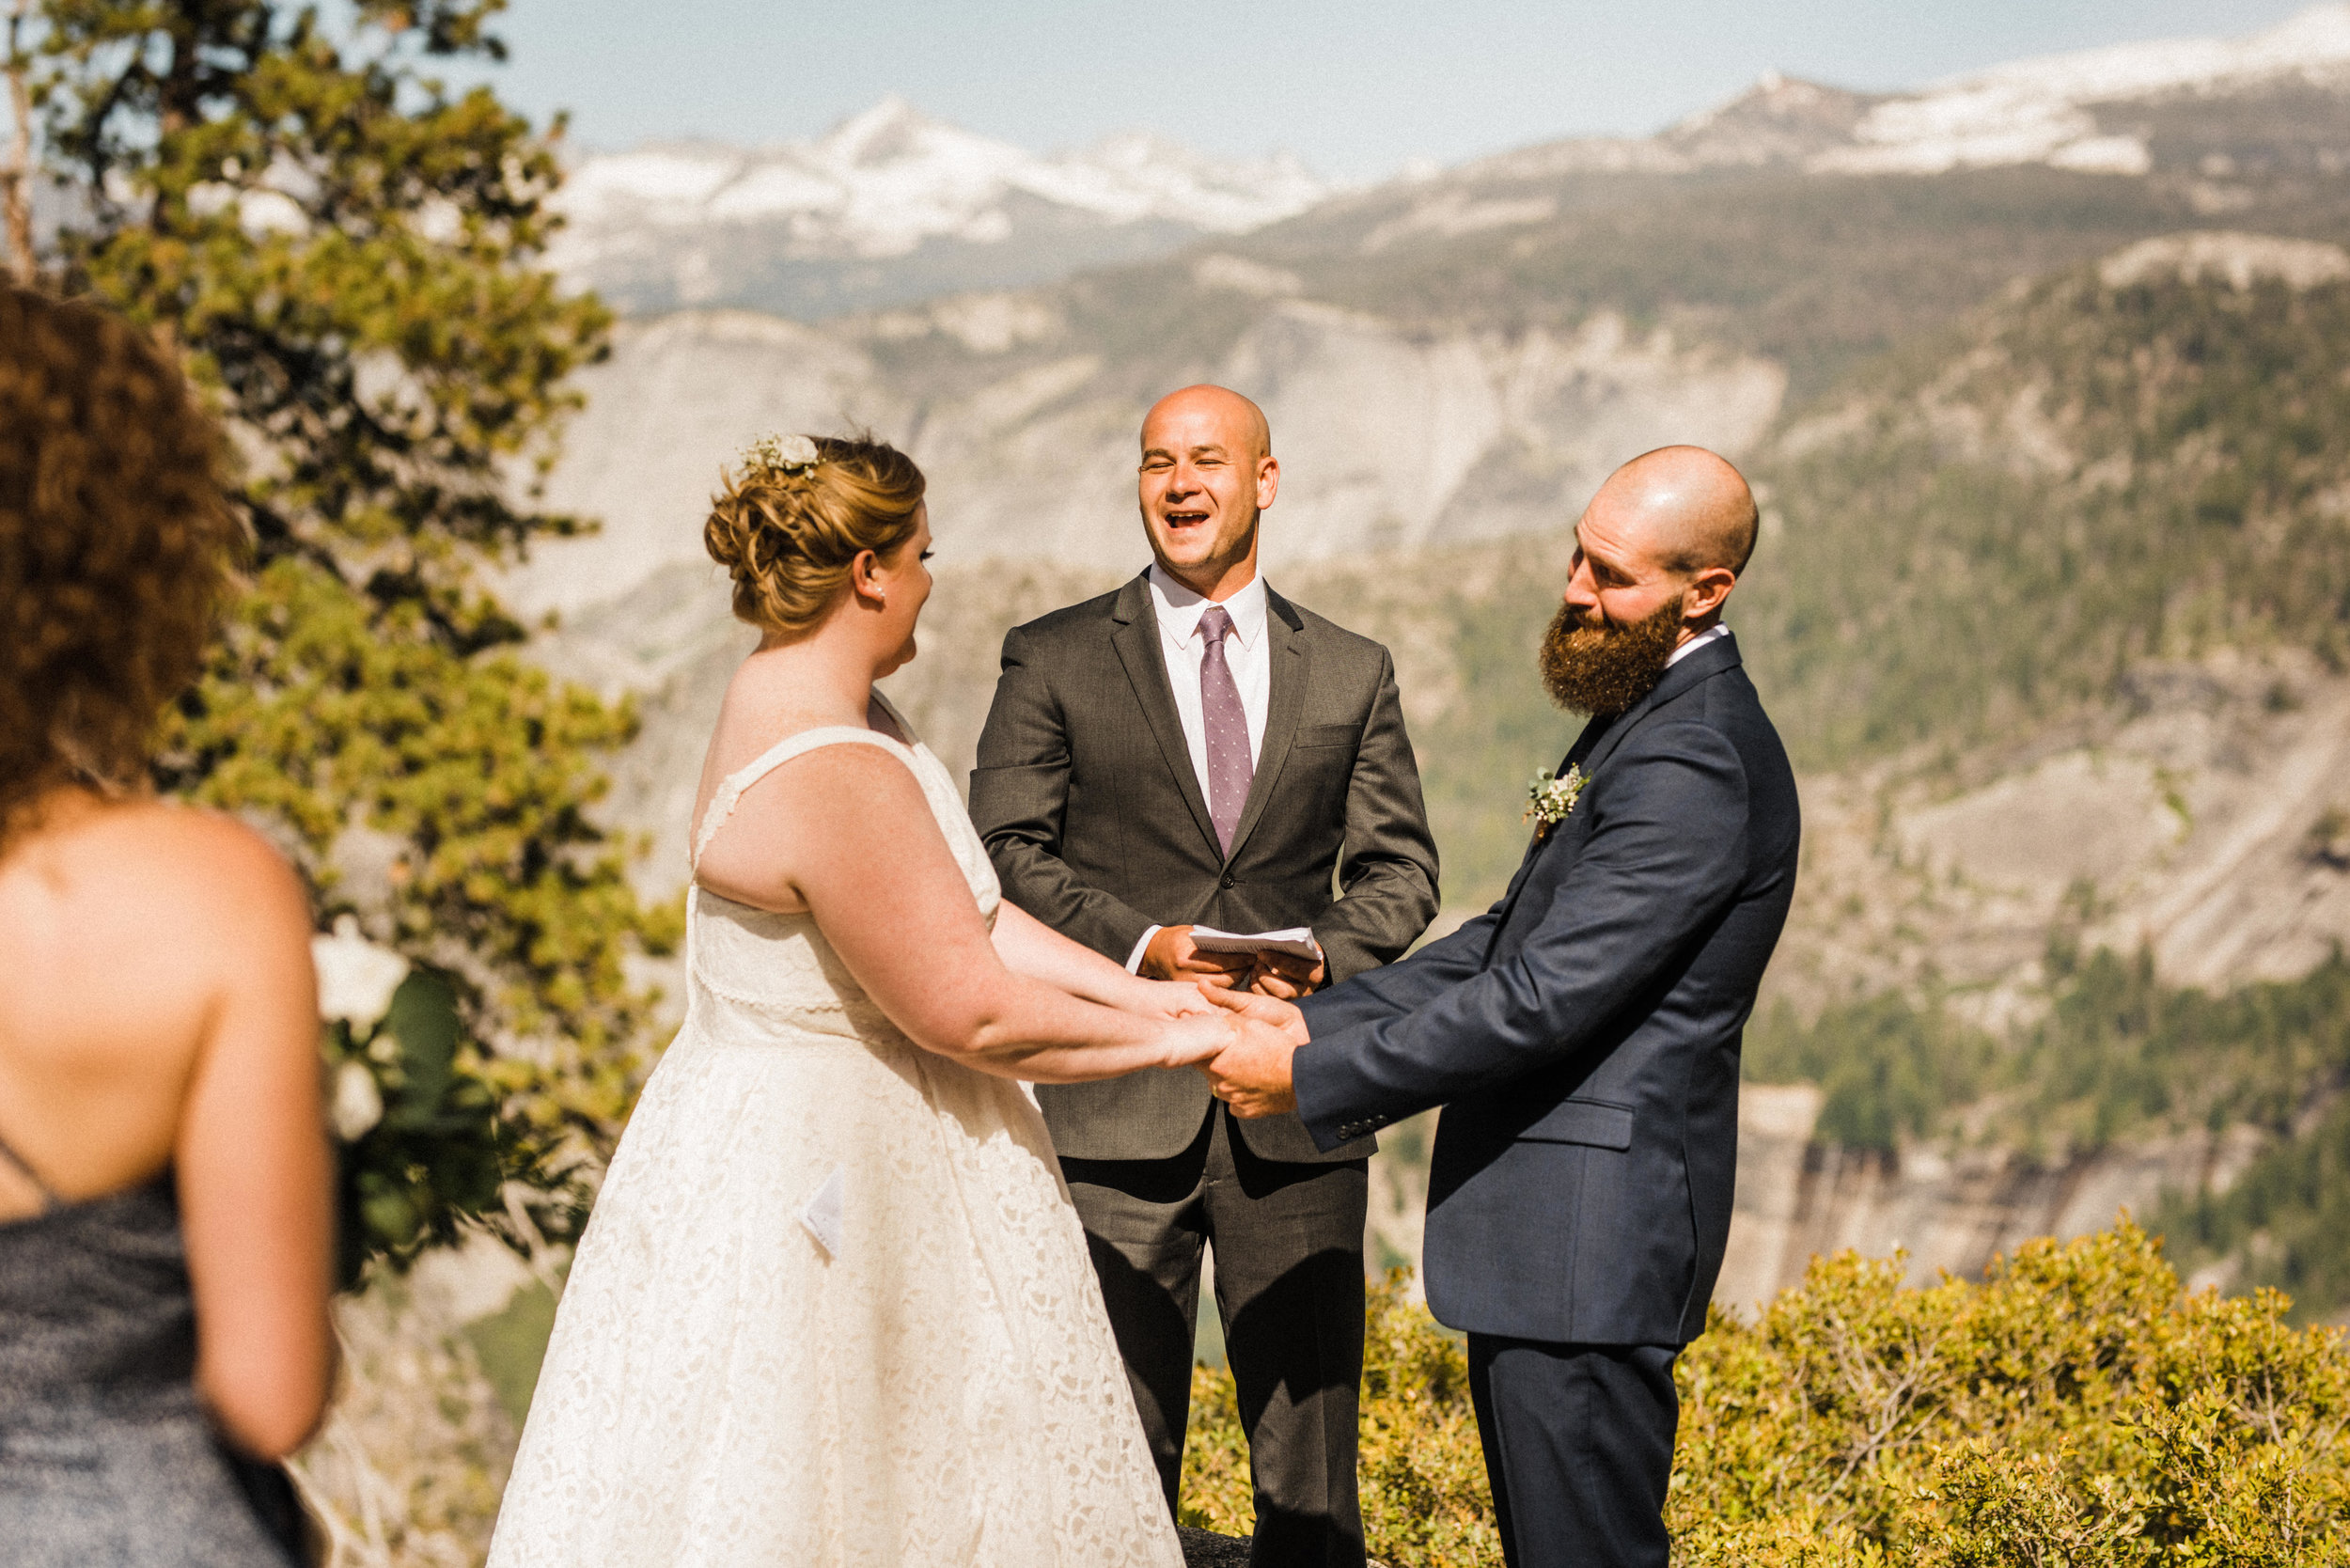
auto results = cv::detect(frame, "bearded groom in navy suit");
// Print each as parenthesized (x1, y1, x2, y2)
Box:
(1203, 446, 1802, 1568)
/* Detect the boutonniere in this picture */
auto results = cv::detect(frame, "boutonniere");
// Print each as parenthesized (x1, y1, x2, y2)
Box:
(1524, 764, 1585, 839)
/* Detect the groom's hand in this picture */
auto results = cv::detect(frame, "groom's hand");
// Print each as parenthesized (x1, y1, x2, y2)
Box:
(1199, 984, 1309, 1043)
(1200, 1021, 1300, 1118)
(1140, 925, 1253, 990)
(1198, 988, 1308, 1118)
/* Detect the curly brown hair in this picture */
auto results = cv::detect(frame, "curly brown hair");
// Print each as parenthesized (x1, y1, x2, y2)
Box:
(704, 434, 926, 635)
(0, 288, 238, 845)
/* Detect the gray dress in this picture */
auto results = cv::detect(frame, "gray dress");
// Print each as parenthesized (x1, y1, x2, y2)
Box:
(0, 1136, 301, 1566)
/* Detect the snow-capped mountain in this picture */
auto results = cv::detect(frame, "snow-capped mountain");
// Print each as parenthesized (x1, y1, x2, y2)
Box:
(1475, 3, 2350, 182)
(1819, 2, 2350, 176)
(549, 98, 1326, 318)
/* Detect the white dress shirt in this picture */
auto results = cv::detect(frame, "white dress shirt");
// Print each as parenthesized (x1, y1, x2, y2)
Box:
(1668, 623, 1731, 667)
(1124, 565, 1274, 971)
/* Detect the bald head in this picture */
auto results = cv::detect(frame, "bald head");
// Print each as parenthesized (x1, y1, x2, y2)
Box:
(1142, 384, 1271, 463)
(1593, 446, 1759, 577)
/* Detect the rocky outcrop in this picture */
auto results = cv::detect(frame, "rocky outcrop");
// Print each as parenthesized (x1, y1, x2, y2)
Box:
(1712, 1086, 2272, 1317)
(1772, 649, 2350, 1023)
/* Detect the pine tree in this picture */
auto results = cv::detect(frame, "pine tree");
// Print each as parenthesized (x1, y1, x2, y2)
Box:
(21, 0, 673, 1277)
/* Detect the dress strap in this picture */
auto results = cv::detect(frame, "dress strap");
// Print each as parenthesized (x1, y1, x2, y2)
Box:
(690, 727, 915, 873)
(0, 1126, 59, 1213)
(869, 688, 916, 745)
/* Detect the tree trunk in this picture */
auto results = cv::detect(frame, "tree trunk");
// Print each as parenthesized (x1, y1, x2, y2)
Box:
(2, 0, 33, 284)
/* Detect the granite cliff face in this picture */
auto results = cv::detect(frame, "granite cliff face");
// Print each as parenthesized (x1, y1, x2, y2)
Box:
(502, 303, 1783, 619)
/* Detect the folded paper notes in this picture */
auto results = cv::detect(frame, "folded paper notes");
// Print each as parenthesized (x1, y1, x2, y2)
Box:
(1187, 926, 1323, 962)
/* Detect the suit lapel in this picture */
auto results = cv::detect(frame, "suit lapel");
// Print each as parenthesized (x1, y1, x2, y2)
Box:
(1218, 590, 1308, 867)
(1109, 572, 1224, 859)
(1574, 633, 1741, 781)
(1483, 633, 1746, 956)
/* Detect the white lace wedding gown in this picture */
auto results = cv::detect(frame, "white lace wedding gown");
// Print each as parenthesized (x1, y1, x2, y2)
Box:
(487, 709, 1183, 1568)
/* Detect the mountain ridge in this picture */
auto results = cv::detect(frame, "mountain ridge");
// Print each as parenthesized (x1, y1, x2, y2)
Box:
(1459, 4, 2350, 182)
(549, 96, 1328, 318)
(545, 8, 2350, 322)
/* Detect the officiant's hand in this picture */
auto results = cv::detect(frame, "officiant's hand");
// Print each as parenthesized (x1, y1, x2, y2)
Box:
(1139, 925, 1253, 990)
(1246, 949, 1325, 999)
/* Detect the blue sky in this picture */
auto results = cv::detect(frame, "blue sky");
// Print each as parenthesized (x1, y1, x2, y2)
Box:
(476, 0, 2317, 180)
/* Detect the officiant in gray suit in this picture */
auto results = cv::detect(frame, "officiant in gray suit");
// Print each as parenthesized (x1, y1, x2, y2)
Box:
(971, 385, 1439, 1566)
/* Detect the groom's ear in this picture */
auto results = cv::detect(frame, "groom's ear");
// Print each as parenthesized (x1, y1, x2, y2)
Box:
(1255, 453, 1279, 511)
(1684, 564, 1736, 621)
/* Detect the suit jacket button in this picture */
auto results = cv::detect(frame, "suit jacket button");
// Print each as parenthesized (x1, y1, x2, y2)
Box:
(1219, 873, 1236, 888)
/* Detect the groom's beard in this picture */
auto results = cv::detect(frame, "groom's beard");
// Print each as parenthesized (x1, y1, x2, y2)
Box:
(1540, 594, 1685, 716)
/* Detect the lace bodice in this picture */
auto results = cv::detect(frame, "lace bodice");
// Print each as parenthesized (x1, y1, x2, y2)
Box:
(686, 698, 999, 1043)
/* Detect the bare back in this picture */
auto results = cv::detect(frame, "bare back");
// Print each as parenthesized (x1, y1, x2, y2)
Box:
(0, 797, 288, 1207)
(0, 789, 334, 1456)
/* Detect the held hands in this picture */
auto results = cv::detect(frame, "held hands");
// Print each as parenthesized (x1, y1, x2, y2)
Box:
(1196, 987, 1308, 1118)
(1131, 978, 1222, 1019)
(1157, 1008, 1242, 1070)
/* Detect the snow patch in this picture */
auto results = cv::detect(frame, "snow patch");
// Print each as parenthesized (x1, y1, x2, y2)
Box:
(2098, 231, 2350, 290)
(1814, 4, 2350, 178)
(551, 98, 1329, 279)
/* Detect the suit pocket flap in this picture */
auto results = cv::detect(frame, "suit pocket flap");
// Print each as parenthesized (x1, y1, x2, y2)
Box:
(1295, 723, 1363, 748)
(1519, 1097, 1634, 1149)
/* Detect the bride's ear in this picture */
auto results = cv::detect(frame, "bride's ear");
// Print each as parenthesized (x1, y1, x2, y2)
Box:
(848, 547, 885, 608)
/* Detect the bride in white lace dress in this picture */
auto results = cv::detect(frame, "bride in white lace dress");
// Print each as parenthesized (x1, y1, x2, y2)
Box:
(488, 437, 1240, 1567)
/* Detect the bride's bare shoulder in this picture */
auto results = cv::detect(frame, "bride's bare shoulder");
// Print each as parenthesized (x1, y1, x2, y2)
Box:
(693, 741, 934, 912)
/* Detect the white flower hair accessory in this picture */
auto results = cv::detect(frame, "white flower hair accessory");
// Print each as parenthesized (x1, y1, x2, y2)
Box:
(1524, 764, 1585, 839)
(744, 432, 822, 477)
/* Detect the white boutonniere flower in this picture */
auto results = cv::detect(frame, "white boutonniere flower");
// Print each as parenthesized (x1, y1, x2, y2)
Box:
(1524, 764, 1585, 837)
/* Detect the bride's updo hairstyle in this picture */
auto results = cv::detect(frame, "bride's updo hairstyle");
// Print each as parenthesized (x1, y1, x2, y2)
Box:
(0, 288, 236, 847)
(704, 433, 927, 635)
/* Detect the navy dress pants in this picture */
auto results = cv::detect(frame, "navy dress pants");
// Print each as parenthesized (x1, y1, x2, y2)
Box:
(1466, 1336, 1679, 1568)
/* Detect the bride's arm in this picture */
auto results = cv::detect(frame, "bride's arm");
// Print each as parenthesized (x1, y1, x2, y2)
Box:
(991, 902, 1209, 1016)
(698, 746, 1233, 1083)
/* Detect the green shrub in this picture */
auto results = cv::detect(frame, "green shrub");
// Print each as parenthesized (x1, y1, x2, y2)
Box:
(1181, 1224, 2350, 1567)
(1746, 947, 2350, 1319)
(1181, 1272, 1502, 1564)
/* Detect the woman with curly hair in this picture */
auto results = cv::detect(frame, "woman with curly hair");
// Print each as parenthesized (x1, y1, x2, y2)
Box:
(0, 287, 335, 1566)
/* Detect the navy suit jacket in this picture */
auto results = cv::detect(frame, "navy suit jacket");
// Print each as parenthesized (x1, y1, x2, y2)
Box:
(1293, 633, 1799, 1345)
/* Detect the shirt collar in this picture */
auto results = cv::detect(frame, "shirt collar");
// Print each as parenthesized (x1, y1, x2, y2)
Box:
(1148, 564, 1269, 651)
(1666, 623, 1731, 668)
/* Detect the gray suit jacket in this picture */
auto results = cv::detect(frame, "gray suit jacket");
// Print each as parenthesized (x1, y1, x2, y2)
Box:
(972, 571, 1440, 1163)
(1294, 635, 1800, 1343)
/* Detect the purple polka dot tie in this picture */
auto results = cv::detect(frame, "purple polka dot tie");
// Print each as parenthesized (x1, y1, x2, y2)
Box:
(1198, 604, 1253, 857)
